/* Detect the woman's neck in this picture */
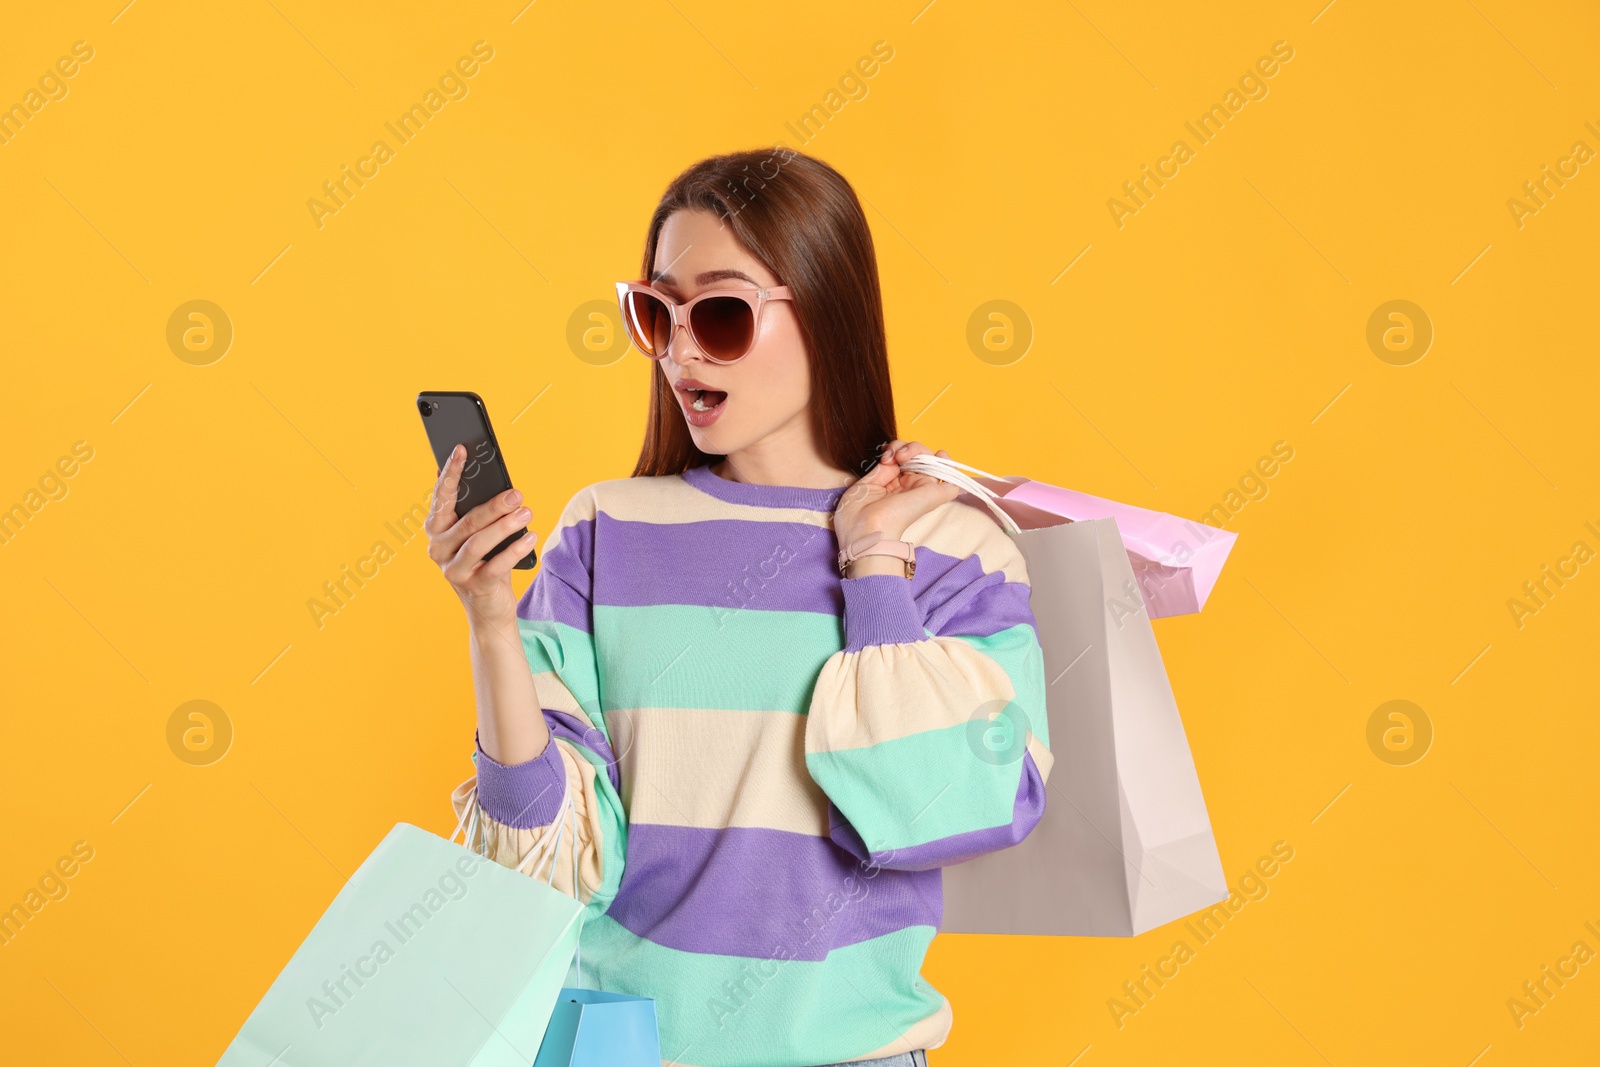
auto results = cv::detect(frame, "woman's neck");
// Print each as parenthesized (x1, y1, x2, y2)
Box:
(713, 445, 856, 491)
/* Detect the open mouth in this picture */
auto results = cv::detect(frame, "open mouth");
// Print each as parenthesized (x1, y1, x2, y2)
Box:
(675, 380, 729, 427)
(687, 388, 728, 411)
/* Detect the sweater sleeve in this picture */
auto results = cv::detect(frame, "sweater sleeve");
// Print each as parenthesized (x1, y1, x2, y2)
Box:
(804, 504, 1052, 871)
(450, 486, 628, 911)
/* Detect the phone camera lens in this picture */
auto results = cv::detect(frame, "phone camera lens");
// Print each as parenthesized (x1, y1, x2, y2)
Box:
(418, 398, 432, 417)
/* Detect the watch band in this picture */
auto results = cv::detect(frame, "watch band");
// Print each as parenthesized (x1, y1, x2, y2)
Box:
(837, 534, 917, 579)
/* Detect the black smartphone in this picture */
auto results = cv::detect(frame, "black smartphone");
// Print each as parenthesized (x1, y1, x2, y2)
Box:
(416, 390, 536, 570)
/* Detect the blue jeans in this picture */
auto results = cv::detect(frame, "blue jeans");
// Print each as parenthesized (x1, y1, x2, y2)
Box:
(818, 1053, 928, 1067)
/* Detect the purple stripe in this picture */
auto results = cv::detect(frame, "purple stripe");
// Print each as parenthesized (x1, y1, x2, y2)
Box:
(592, 514, 842, 616)
(586, 513, 1032, 641)
(545, 709, 621, 794)
(472, 733, 569, 829)
(840, 574, 925, 652)
(605, 823, 942, 960)
(828, 750, 1046, 871)
(519, 572, 592, 634)
(517, 518, 595, 632)
(918, 551, 1036, 639)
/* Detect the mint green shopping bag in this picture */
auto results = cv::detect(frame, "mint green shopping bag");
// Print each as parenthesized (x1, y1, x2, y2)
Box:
(216, 803, 584, 1067)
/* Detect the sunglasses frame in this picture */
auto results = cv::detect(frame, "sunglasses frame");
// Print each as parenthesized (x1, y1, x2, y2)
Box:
(614, 280, 793, 365)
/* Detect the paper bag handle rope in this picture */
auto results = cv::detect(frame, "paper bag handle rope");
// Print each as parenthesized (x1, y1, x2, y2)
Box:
(450, 772, 574, 888)
(899, 453, 1023, 537)
(450, 751, 586, 979)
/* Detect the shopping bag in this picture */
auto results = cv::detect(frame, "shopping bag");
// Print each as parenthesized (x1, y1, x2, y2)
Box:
(533, 988, 662, 1066)
(904, 455, 1229, 936)
(216, 786, 585, 1066)
(976, 472, 1235, 618)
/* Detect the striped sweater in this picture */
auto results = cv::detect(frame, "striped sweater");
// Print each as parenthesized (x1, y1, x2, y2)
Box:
(450, 464, 1051, 1066)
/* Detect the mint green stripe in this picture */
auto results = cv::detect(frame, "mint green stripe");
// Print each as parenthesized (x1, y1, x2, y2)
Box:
(518, 617, 603, 716)
(806, 722, 1024, 851)
(570, 914, 942, 1066)
(582, 788, 629, 914)
(948, 623, 1050, 748)
(593, 604, 842, 712)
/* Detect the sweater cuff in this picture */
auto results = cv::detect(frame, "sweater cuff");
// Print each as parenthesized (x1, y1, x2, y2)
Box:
(840, 572, 926, 653)
(472, 731, 569, 829)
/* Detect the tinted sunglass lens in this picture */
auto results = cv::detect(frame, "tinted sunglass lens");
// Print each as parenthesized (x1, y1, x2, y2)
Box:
(623, 291, 671, 357)
(691, 296, 755, 362)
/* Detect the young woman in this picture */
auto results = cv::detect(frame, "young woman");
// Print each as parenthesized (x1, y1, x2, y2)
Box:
(430, 149, 1051, 1067)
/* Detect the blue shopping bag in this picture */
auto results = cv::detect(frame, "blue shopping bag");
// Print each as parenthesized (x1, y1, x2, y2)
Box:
(534, 988, 662, 1066)
(215, 817, 584, 1067)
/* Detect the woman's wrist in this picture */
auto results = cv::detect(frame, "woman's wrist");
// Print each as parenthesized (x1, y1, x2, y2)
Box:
(464, 600, 521, 642)
(467, 613, 528, 678)
(845, 554, 909, 579)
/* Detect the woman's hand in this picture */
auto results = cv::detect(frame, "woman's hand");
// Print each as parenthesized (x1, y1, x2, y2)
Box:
(834, 440, 960, 556)
(425, 443, 539, 632)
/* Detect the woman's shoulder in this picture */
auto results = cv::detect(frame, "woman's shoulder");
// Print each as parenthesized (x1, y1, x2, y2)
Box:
(907, 493, 1030, 587)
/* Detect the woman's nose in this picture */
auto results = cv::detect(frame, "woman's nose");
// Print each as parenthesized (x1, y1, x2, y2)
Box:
(665, 320, 705, 366)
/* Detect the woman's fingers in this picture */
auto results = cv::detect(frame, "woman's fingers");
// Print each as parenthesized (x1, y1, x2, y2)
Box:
(906, 448, 954, 489)
(444, 508, 537, 588)
(475, 528, 539, 582)
(420, 444, 531, 627)
(890, 441, 934, 479)
(859, 458, 900, 488)
(425, 444, 527, 549)
(885, 441, 944, 491)
(431, 486, 524, 565)
(425, 444, 466, 536)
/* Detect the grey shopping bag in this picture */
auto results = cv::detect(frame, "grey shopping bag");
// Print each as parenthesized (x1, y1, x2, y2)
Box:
(905, 455, 1230, 937)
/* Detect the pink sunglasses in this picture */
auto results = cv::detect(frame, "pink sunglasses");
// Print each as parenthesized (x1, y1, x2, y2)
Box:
(614, 281, 792, 365)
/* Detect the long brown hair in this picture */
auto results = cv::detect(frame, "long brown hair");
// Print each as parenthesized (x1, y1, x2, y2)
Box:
(629, 148, 896, 479)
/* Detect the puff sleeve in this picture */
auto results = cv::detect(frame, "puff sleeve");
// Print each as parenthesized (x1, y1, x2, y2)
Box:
(804, 504, 1052, 871)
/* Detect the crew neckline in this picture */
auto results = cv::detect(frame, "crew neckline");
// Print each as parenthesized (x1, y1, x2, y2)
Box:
(681, 463, 850, 512)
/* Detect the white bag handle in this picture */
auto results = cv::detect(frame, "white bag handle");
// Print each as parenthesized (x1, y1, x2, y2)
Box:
(450, 770, 574, 889)
(517, 768, 584, 981)
(516, 787, 574, 886)
(899, 453, 1022, 536)
(450, 782, 486, 855)
(451, 743, 587, 982)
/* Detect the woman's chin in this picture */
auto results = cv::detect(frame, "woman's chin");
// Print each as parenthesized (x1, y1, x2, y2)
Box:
(688, 422, 747, 457)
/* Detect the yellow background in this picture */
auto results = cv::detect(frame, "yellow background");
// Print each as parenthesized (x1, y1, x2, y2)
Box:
(3, 1, 1597, 1063)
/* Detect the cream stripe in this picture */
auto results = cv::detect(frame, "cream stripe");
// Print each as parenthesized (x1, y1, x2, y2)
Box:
(859, 996, 952, 1058)
(905, 495, 1031, 586)
(1027, 732, 1054, 784)
(529, 668, 587, 720)
(566, 475, 836, 528)
(806, 639, 1019, 754)
(608, 706, 831, 836)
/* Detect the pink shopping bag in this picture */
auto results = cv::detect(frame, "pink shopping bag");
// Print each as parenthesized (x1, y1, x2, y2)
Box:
(949, 468, 1237, 619)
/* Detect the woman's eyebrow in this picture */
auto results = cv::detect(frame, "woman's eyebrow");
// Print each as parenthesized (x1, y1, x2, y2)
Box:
(651, 268, 761, 288)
